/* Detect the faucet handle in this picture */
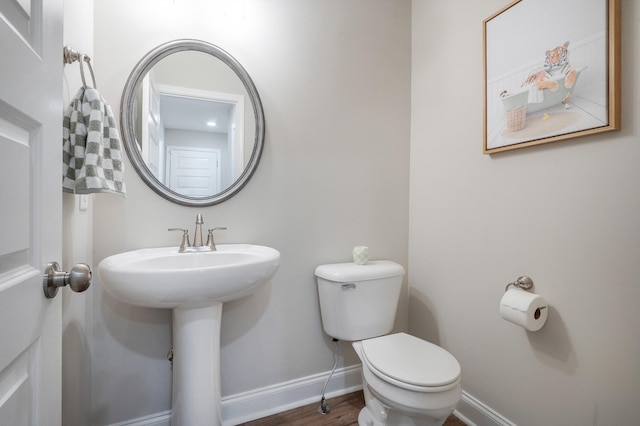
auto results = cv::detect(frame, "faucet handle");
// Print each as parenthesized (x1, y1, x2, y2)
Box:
(206, 227, 227, 251)
(168, 228, 191, 253)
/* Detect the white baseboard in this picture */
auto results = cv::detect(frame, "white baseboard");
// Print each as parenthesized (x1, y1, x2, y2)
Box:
(221, 364, 363, 425)
(107, 410, 171, 426)
(454, 390, 516, 426)
(106, 365, 361, 426)
(111, 370, 516, 426)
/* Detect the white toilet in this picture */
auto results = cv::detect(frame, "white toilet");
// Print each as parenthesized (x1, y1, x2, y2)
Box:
(315, 260, 461, 426)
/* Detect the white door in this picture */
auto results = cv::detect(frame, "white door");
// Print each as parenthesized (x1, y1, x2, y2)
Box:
(0, 0, 64, 425)
(167, 147, 221, 196)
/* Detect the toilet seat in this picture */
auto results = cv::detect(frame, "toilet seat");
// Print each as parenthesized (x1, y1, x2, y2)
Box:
(361, 332, 461, 392)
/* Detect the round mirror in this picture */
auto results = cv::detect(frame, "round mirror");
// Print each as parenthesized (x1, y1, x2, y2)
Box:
(120, 39, 265, 206)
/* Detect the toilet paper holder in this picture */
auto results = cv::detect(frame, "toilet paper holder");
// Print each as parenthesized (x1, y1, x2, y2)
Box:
(505, 275, 534, 292)
(503, 275, 549, 322)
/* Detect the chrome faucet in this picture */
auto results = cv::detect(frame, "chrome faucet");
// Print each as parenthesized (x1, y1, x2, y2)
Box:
(167, 228, 191, 252)
(169, 215, 226, 252)
(206, 227, 227, 251)
(193, 214, 204, 247)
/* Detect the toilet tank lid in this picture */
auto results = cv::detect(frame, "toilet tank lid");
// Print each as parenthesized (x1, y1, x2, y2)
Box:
(315, 260, 405, 283)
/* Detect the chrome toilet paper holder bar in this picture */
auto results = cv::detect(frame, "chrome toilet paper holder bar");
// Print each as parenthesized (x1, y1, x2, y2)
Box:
(505, 275, 534, 292)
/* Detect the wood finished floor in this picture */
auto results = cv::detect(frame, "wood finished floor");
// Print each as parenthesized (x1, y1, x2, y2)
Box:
(239, 391, 466, 426)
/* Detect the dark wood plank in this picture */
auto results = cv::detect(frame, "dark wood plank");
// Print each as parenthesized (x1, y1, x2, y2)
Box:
(239, 391, 466, 426)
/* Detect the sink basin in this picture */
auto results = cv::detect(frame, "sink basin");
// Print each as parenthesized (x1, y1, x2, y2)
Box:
(98, 244, 280, 308)
(98, 243, 280, 425)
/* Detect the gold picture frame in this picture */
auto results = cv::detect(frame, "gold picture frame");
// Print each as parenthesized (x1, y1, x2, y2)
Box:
(483, 0, 621, 154)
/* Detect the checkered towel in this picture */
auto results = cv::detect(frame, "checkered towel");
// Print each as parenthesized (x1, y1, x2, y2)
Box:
(63, 87, 126, 196)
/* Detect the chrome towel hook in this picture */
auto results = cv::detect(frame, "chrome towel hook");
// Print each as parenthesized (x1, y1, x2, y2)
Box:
(505, 275, 534, 292)
(63, 45, 97, 89)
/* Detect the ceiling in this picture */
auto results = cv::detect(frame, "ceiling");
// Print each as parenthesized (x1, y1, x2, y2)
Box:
(160, 94, 233, 134)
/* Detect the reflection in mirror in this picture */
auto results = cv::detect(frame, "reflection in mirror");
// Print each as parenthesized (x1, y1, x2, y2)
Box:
(121, 39, 264, 206)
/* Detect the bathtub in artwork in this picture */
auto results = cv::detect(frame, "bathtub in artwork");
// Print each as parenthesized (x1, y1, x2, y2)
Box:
(497, 67, 584, 133)
(500, 67, 585, 115)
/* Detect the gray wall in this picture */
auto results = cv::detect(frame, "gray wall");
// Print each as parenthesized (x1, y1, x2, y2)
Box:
(409, 1, 639, 425)
(90, 0, 411, 423)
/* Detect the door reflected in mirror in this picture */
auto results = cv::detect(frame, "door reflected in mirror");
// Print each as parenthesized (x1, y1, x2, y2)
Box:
(120, 40, 264, 206)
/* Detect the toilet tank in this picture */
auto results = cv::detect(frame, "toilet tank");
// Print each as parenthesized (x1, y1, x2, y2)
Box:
(315, 260, 405, 341)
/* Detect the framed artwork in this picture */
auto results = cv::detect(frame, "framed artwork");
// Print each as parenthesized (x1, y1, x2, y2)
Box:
(483, 0, 620, 154)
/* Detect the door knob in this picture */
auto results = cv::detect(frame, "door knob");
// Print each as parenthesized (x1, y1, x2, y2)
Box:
(43, 262, 92, 299)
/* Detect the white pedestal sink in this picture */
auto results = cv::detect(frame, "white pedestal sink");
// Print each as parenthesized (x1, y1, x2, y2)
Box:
(98, 244, 280, 426)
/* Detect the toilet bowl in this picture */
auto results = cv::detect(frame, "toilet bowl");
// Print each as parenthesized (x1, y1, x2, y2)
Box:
(354, 333, 461, 426)
(315, 261, 462, 426)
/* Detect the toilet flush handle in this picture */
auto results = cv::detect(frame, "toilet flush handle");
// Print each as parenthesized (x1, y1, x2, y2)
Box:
(341, 283, 356, 290)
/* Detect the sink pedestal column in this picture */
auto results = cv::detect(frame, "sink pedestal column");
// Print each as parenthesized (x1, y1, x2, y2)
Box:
(171, 303, 223, 426)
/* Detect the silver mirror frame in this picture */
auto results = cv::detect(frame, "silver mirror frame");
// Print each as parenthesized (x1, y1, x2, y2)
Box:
(120, 39, 265, 206)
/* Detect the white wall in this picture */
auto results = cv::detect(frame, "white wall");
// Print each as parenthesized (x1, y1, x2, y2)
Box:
(89, 0, 410, 424)
(62, 0, 94, 424)
(410, 1, 640, 425)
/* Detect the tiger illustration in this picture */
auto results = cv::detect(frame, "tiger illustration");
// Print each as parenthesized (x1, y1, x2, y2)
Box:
(522, 41, 577, 91)
(543, 41, 577, 88)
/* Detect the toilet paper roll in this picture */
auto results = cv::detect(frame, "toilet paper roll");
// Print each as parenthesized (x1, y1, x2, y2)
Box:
(500, 288, 548, 331)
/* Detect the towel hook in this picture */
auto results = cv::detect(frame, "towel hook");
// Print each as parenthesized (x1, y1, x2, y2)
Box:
(63, 46, 97, 89)
(78, 54, 97, 89)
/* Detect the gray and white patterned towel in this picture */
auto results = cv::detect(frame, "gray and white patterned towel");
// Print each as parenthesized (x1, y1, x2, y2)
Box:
(63, 87, 126, 196)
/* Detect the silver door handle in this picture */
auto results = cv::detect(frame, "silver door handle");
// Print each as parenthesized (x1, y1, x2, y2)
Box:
(43, 262, 92, 299)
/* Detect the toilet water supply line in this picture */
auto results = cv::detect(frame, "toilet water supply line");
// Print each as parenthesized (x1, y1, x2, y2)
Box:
(318, 338, 340, 415)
